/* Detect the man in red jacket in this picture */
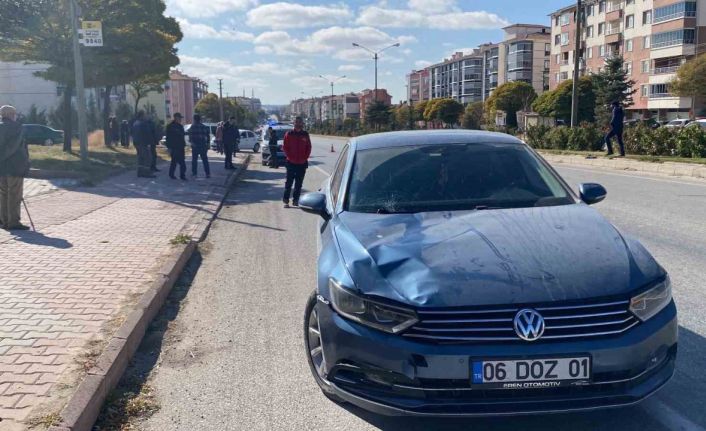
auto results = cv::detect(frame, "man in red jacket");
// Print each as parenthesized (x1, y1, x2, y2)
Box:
(282, 117, 312, 208)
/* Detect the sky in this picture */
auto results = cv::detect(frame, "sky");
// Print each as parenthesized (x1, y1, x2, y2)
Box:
(165, 0, 571, 105)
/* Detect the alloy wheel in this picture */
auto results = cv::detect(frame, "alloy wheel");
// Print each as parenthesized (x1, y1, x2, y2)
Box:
(307, 307, 326, 379)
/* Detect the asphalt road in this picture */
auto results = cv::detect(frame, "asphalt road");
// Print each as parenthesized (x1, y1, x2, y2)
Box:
(135, 136, 706, 431)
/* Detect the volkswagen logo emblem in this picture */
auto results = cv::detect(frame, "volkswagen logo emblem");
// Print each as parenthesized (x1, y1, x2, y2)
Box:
(514, 309, 545, 341)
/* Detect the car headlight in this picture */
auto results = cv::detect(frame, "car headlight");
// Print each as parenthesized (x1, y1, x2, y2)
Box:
(630, 276, 672, 322)
(329, 279, 418, 334)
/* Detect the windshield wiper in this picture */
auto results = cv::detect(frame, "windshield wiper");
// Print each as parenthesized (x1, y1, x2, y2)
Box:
(472, 205, 504, 210)
(375, 208, 415, 214)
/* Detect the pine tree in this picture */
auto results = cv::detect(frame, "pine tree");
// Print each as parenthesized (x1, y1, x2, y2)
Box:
(593, 56, 636, 126)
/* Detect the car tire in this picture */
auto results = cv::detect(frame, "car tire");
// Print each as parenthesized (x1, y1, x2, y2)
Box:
(304, 290, 345, 403)
(43, 138, 54, 146)
(253, 143, 261, 153)
(261, 156, 268, 166)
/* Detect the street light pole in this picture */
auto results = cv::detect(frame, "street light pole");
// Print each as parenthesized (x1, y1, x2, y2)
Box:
(319, 75, 346, 131)
(352, 42, 400, 103)
(69, 0, 88, 161)
(218, 79, 224, 122)
(570, 0, 583, 128)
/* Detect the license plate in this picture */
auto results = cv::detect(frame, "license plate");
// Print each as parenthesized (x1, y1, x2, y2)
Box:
(471, 357, 591, 389)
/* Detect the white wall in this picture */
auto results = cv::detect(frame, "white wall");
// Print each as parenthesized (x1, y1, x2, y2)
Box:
(0, 62, 61, 116)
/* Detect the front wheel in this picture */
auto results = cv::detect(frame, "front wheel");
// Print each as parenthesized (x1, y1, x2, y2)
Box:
(253, 143, 261, 153)
(43, 138, 54, 146)
(304, 291, 344, 403)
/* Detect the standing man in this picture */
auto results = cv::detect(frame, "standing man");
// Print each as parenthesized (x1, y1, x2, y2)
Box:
(120, 120, 130, 148)
(222, 116, 239, 170)
(147, 114, 160, 172)
(282, 116, 312, 208)
(187, 114, 211, 178)
(604, 101, 625, 157)
(0, 105, 29, 230)
(132, 111, 155, 178)
(166, 113, 187, 180)
(267, 126, 279, 169)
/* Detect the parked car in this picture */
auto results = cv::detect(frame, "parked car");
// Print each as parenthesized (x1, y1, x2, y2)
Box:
(239, 130, 260, 152)
(624, 118, 660, 129)
(261, 124, 293, 166)
(685, 119, 706, 130)
(664, 119, 691, 128)
(22, 124, 64, 146)
(185, 122, 218, 147)
(299, 130, 676, 417)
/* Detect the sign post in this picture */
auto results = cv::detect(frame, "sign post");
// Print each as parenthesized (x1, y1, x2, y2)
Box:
(69, 0, 88, 161)
(80, 20, 104, 47)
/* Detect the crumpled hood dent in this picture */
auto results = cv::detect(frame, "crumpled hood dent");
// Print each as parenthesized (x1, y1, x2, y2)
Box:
(335, 206, 663, 308)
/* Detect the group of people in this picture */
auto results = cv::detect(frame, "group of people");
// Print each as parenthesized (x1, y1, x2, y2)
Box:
(107, 116, 131, 148)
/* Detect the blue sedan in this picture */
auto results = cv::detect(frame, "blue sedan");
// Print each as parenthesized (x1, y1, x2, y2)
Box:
(298, 130, 676, 416)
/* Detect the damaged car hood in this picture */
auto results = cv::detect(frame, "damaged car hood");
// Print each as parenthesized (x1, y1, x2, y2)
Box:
(335, 205, 663, 308)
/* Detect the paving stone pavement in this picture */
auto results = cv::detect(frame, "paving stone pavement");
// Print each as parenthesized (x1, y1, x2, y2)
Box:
(23, 179, 79, 200)
(0, 153, 244, 430)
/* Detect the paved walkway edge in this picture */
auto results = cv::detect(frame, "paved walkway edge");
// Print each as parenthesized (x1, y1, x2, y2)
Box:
(47, 155, 252, 431)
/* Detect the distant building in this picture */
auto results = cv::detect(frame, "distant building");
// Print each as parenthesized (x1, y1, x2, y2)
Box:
(359, 89, 392, 123)
(406, 69, 431, 103)
(165, 70, 208, 123)
(125, 85, 168, 123)
(232, 96, 262, 114)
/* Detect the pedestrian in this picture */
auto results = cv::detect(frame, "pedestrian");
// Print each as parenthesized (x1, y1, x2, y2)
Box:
(147, 114, 160, 172)
(131, 111, 155, 178)
(120, 120, 130, 148)
(215, 121, 224, 154)
(604, 101, 625, 157)
(187, 114, 211, 178)
(282, 116, 312, 208)
(166, 113, 187, 180)
(109, 116, 119, 146)
(222, 117, 239, 170)
(267, 126, 279, 168)
(0, 105, 30, 230)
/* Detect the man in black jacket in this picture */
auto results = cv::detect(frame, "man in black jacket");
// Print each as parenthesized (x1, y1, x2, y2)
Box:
(604, 101, 625, 157)
(222, 117, 239, 170)
(0, 105, 30, 230)
(166, 113, 187, 180)
(132, 111, 155, 178)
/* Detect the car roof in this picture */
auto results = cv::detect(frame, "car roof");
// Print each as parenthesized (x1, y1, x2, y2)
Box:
(351, 130, 525, 151)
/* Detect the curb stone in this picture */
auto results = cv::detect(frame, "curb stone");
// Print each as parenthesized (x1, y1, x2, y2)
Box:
(46, 156, 251, 431)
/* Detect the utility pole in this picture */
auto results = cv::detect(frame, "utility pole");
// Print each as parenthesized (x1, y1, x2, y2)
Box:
(570, 0, 583, 128)
(319, 75, 346, 131)
(406, 84, 414, 130)
(69, 0, 88, 161)
(218, 79, 224, 122)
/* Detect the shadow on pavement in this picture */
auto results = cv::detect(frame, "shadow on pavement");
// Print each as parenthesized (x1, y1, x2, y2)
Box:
(9, 230, 73, 249)
(94, 251, 204, 429)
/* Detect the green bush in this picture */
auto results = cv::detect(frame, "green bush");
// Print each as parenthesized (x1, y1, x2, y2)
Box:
(567, 123, 603, 151)
(649, 127, 678, 156)
(546, 126, 571, 150)
(675, 126, 706, 158)
(624, 123, 652, 155)
(525, 125, 550, 149)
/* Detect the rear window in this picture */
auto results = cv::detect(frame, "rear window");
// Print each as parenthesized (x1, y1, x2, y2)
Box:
(347, 143, 574, 214)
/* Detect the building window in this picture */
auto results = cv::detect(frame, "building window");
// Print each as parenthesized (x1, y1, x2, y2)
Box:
(545, 43, 551, 55)
(560, 13, 571, 25)
(555, 16, 560, 26)
(643, 10, 652, 24)
(654, 2, 697, 23)
(555, 34, 561, 45)
(586, 4, 593, 15)
(650, 83, 670, 97)
(651, 29, 695, 49)
(625, 62, 632, 75)
(556, 54, 561, 64)
(561, 32, 570, 46)
(626, 39, 633, 52)
(599, 1, 605, 13)
(626, 15, 635, 28)
(641, 60, 650, 73)
(544, 59, 550, 69)
(598, 22, 605, 35)
(626, 0, 634, 4)
(643, 35, 651, 48)
(588, 46, 593, 58)
(600, 45, 606, 57)
(641, 85, 649, 97)
(585, 25, 594, 38)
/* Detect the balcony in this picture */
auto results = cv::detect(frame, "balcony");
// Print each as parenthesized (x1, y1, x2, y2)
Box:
(652, 65, 680, 74)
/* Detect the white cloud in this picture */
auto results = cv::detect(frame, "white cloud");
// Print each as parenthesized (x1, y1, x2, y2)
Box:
(414, 60, 433, 69)
(408, 0, 455, 13)
(338, 64, 364, 71)
(166, 0, 259, 18)
(246, 2, 353, 29)
(253, 26, 416, 59)
(356, 6, 509, 29)
(177, 18, 255, 42)
(445, 47, 477, 57)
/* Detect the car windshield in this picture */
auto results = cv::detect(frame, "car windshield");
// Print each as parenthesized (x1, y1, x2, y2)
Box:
(346, 143, 574, 214)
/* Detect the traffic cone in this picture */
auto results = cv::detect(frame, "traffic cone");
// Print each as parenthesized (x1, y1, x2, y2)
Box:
(330, 143, 335, 153)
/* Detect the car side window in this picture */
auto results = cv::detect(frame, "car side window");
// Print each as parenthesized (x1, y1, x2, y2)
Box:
(248, 132, 255, 138)
(330, 145, 350, 206)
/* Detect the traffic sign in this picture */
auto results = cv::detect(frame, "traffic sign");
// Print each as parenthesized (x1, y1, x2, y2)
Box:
(79, 21, 103, 47)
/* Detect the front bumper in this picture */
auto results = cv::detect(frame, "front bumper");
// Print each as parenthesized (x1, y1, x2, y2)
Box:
(317, 301, 677, 416)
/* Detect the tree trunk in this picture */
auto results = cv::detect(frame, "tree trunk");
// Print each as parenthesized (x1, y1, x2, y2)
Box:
(102, 86, 112, 146)
(62, 84, 74, 153)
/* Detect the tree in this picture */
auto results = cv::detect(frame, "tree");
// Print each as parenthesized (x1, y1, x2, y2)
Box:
(194, 94, 257, 129)
(592, 56, 636, 126)
(23, 105, 48, 125)
(0, 0, 182, 151)
(130, 73, 168, 116)
(493, 82, 537, 128)
(414, 100, 429, 128)
(462, 101, 484, 130)
(435, 99, 464, 127)
(670, 53, 706, 119)
(365, 101, 392, 130)
(86, 93, 101, 132)
(532, 76, 595, 124)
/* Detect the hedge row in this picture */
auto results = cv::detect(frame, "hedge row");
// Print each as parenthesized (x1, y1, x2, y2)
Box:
(525, 123, 706, 158)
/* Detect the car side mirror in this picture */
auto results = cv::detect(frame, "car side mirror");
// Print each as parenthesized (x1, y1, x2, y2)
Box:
(299, 192, 330, 220)
(579, 183, 607, 205)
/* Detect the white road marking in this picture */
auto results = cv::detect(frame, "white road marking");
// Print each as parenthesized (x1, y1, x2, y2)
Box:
(313, 166, 331, 177)
(556, 165, 706, 188)
(642, 398, 706, 431)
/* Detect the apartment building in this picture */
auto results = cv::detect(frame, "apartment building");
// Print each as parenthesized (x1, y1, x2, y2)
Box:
(406, 68, 431, 102)
(290, 93, 361, 124)
(410, 24, 551, 105)
(165, 69, 208, 123)
(359, 89, 393, 123)
(550, 0, 706, 120)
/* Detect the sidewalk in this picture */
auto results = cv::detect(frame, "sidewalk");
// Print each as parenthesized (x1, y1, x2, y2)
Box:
(0, 154, 245, 430)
